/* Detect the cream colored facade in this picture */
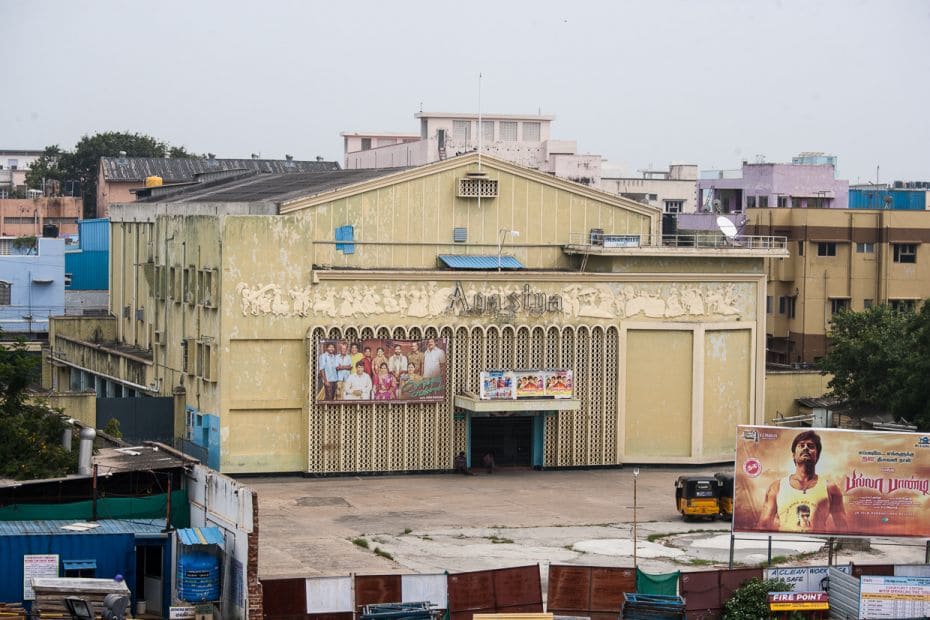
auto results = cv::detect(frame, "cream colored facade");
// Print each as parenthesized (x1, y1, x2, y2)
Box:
(48, 154, 785, 474)
(747, 207, 930, 364)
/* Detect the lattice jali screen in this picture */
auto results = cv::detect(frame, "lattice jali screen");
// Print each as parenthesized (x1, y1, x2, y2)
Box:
(307, 322, 620, 473)
(307, 325, 455, 474)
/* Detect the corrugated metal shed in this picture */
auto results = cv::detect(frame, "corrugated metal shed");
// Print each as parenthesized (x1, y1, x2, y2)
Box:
(176, 527, 224, 546)
(849, 189, 927, 210)
(78, 219, 110, 252)
(65, 250, 108, 290)
(0, 518, 166, 537)
(438, 255, 525, 270)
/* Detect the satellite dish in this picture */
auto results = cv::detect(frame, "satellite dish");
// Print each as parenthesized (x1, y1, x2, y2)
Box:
(717, 216, 738, 239)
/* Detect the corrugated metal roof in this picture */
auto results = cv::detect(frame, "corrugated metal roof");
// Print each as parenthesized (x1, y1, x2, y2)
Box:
(101, 157, 340, 182)
(78, 219, 110, 252)
(176, 526, 224, 546)
(0, 518, 166, 536)
(143, 168, 403, 204)
(438, 254, 525, 270)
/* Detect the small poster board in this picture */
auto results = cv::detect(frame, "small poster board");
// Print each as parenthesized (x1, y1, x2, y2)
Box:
(170, 607, 197, 620)
(23, 555, 59, 600)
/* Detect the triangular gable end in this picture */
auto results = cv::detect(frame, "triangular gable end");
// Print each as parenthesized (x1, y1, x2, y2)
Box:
(278, 152, 660, 220)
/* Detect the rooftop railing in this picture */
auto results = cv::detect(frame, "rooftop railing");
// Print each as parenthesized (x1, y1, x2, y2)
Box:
(567, 232, 788, 251)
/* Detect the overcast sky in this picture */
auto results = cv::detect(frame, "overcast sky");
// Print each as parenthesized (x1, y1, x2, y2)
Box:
(2, 0, 928, 182)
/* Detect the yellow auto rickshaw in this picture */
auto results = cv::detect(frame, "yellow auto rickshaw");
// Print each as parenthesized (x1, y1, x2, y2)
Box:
(715, 472, 734, 519)
(675, 475, 720, 520)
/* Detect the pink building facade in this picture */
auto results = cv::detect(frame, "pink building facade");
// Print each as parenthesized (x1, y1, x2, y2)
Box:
(0, 197, 82, 238)
(697, 161, 849, 213)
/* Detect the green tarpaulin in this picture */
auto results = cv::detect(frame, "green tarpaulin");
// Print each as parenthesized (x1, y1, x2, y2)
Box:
(0, 490, 190, 528)
(636, 567, 680, 596)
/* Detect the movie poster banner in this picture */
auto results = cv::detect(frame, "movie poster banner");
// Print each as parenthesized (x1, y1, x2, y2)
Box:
(316, 338, 447, 403)
(733, 425, 930, 537)
(479, 369, 573, 400)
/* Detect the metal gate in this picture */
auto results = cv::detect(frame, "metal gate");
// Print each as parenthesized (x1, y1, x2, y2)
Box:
(96, 397, 174, 443)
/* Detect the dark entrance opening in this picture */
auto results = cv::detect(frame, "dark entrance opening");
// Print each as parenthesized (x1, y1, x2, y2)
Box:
(470, 416, 533, 467)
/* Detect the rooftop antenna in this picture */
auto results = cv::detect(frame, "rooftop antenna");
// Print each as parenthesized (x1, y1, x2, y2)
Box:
(477, 72, 483, 173)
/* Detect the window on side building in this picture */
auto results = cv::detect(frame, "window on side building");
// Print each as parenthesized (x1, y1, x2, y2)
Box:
(786, 296, 797, 319)
(522, 122, 541, 142)
(758, 196, 769, 208)
(777, 196, 788, 208)
(830, 298, 850, 315)
(817, 242, 836, 257)
(856, 242, 875, 254)
(664, 200, 683, 213)
(499, 121, 518, 141)
(893, 243, 917, 263)
(453, 120, 471, 143)
(746, 196, 757, 209)
(481, 120, 494, 142)
(0, 281, 10, 305)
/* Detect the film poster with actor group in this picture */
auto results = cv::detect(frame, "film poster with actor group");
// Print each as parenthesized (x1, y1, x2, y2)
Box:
(733, 425, 930, 537)
(316, 337, 447, 403)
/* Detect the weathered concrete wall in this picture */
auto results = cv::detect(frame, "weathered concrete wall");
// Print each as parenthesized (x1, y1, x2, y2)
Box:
(764, 369, 832, 422)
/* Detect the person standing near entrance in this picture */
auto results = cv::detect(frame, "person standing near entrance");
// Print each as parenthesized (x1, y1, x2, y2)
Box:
(422, 338, 446, 379)
(318, 342, 340, 401)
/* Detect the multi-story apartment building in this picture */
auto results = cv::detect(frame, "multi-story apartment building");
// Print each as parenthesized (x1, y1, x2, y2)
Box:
(0, 236, 65, 338)
(698, 157, 849, 214)
(342, 111, 603, 186)
(746, 207, 930, 365)
(0, 149, 43, 197)
(600, 164, 698, 213)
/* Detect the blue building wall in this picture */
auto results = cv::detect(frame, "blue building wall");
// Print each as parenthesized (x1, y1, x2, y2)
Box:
(849, 189, 927, 210)
(0, 237, 65, 335)
(65, 219, 110, 291)
(187, 406, 221, 470)
(78, 218, 110, 252)
(65, 250, 109, 290)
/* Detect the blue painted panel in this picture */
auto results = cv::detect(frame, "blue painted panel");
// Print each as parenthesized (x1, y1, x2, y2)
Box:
(849, 189, 926, 210)
(438, 254, 525, 269)
(78, 219, 110, 252)
(532, 416, 545, 468)
(65, 251, 109, 290)
(189, 408, 221, 470)
(0, 533, 136, 606)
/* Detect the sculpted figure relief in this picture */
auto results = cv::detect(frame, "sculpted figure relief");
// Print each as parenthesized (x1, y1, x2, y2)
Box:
(234, 281, 750, 321)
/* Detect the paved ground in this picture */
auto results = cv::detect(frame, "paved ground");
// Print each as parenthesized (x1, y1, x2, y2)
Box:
(249, 466, 927, 580)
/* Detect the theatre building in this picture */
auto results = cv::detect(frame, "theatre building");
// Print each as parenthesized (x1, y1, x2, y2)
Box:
(46, 153, 786, 474)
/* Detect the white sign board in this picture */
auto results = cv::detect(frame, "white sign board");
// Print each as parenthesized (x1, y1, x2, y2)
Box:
(23, 555, 59, 600)
(860, 575, 930, 619)
(170, 607, 196, 620)
(306, 576, 353, 613)
(766, 565, 851, 592)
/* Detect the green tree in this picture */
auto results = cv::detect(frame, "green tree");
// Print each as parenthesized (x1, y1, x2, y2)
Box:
(722, 578, 793, 620)
(818, 301, 930, 428)
(30, 132, 199, 218)
(0, 335, 76, 479)
(24, 145, 66, 190)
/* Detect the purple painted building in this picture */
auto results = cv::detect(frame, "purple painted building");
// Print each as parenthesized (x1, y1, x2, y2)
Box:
(696, 158, 848, 213)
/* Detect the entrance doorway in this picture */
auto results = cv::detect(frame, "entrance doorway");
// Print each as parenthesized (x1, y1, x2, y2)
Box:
(470, 416, 533, 468)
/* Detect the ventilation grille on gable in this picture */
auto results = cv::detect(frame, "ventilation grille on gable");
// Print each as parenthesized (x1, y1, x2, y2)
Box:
(458, 177, 498, 198)
(452, 227, 468, 243)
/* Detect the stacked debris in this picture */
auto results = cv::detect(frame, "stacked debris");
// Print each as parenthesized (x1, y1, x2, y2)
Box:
(621, 593, 686, 619)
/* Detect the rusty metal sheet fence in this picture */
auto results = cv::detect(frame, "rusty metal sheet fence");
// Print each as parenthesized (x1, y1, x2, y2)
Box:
(547, 565, 636, 620)
(447, 565, 543, 620)
(678, 567, 763, 620)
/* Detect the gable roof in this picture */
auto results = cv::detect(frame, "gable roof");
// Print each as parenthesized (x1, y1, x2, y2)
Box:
(279, 152, 661, 218)
(100, 156, 340, 183)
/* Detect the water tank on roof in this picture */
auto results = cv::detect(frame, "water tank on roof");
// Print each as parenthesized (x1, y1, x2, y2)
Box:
(177, 552, 220, 602)
(145, 176, 163, 188)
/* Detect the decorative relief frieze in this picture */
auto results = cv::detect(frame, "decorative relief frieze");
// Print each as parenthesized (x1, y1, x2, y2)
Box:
(234, 280, 752, 321)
